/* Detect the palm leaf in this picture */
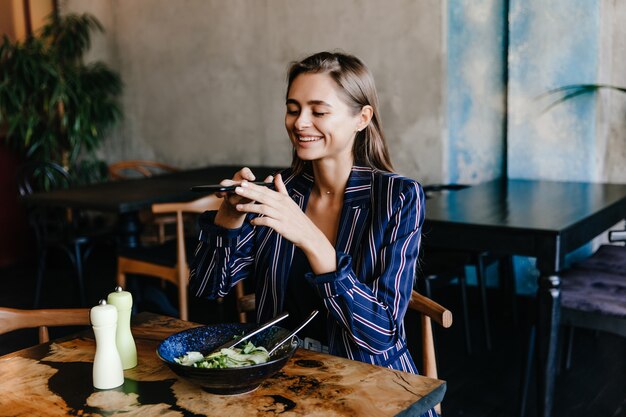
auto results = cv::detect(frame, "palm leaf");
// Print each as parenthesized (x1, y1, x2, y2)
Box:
(540, 83, 626, 113)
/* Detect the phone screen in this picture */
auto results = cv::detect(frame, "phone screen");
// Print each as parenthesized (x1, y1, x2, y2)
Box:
(190, 182, 273, 193)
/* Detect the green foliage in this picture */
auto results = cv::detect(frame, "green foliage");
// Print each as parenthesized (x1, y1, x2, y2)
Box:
(0, 12, 122, 184)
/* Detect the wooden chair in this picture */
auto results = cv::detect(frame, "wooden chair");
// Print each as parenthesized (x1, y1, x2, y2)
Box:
(0, 307, 90, 344)
(116, 195, 221, 321)
(108, 160, 180, 244)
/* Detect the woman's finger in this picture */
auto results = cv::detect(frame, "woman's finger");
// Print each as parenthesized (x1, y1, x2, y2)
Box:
(239, 167, 256, 182)
(235, 180, 276, 204)
(219, 179, 237, 186)
(220, 166, 253, 192)
(250, 216, 277, 229)
(236, 202, 279, 218)
(274, 173, 288, 195)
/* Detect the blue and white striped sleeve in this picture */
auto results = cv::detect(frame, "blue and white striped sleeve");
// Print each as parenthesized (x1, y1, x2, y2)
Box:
(305, 180, 425, 354)
(188, 210, 257, 300)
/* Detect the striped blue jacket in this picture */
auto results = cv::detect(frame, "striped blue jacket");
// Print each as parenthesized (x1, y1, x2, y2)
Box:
(189, 165, 426, 374)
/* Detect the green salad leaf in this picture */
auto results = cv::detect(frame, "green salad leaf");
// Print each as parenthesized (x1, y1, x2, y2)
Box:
(174, 341, 270, 369)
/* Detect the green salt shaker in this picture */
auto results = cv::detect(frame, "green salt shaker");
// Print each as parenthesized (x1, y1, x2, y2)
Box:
(107, 286, 137, 369)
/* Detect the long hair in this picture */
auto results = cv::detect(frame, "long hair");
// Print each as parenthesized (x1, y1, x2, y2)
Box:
(286, 51, 394, 175)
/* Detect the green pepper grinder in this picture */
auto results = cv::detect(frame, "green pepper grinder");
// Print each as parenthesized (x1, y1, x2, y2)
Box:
(107, 286, 137, 369)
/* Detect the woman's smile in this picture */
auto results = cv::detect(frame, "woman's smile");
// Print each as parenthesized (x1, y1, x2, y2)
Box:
(296, 134, 323, 142)
(285, 72, 361, 163)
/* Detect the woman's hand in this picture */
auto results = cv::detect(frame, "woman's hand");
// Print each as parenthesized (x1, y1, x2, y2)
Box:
(214, 167, 273, 229)
(234, 174, 336, 274)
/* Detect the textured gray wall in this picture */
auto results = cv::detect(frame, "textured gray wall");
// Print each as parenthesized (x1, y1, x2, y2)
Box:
(63, 0, 445, 183)
(600, 0, 626, 182)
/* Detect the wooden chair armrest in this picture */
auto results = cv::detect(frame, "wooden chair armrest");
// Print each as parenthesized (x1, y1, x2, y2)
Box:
(152, 195, 221, 214)
(409, 290, 453, 328)
(0, 307, 90, 334)
(0, 307, 91, 343)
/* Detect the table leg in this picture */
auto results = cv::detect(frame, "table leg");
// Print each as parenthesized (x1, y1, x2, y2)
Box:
(117, 211, 142, 248)
(535, 272, 561, 417)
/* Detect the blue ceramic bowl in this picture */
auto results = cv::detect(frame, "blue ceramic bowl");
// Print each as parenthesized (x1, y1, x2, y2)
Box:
(157, 323, 298, 395)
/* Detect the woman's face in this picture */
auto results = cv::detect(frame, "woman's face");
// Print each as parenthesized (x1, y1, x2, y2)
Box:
(285, 73, 363, 166)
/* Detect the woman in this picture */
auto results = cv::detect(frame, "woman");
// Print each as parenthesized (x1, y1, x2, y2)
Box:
(190, 51, 428, 387)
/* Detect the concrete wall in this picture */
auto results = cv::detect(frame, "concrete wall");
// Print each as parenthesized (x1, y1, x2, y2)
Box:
(600, 0, 626, 182)
(62, 0, 446, 184)
(508, 0, 626, 183)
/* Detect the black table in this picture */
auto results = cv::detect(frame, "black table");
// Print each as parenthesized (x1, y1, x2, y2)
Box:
(423, 178, 626, 417)
(21, 165, 282, 247)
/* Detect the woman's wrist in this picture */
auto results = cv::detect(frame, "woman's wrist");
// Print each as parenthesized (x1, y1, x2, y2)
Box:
(301, 231, 337, 275)
(215, 203, 246, 229)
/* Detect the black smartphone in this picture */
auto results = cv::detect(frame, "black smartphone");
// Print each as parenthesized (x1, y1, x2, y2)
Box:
(190, 181, 273, 193)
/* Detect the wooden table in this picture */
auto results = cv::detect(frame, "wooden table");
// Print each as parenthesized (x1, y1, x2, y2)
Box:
(0, 313, 446, 417)
(21, 165, 281, 248)
(423, 178, 626, 417)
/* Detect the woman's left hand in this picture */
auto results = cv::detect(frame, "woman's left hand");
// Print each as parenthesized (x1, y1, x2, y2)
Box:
(234, 174, 319, 248)
(234, 174, 336, 274)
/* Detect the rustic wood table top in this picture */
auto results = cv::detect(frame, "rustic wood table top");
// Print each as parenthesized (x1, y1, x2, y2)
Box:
(0, 313, 445, 417)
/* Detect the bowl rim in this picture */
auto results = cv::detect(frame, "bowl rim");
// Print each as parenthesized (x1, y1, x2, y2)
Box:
(156, 323, 299, 371)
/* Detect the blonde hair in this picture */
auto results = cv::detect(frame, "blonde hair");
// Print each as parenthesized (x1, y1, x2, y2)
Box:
(286, 51, 394, 175)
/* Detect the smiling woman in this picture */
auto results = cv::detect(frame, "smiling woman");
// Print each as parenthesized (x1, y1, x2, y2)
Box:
(188, 50, 435, 417)
(285, 52, 393, 178)
(285, 72, 371, 179)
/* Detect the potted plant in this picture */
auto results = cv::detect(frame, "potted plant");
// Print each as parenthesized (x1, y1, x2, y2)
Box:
(0, 12, 123, 185)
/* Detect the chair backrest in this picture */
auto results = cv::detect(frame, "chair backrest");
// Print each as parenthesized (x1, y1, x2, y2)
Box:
(0, 307, 90, 344)
(151, 194, 222, 273)
(562, 243, 626, 332)
(109, 160, 178, 180)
